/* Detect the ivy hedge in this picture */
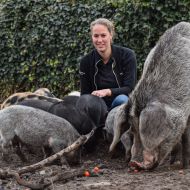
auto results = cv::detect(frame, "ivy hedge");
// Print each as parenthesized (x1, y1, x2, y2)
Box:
(0, 0, 189, 101)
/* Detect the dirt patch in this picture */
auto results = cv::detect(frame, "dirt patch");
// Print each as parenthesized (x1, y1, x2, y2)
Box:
(0, 140, 189, 190)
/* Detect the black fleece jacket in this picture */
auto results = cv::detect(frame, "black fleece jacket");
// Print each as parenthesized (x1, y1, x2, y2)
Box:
(79, 45, 137, 106)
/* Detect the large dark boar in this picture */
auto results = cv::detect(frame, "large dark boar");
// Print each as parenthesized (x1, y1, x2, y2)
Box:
(130, 22, 190, 170)
(114, 22, 190, 170)
(0, 105, 80, 165)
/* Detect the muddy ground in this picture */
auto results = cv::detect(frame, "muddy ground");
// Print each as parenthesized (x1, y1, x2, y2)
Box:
(0, 139, 189, 190)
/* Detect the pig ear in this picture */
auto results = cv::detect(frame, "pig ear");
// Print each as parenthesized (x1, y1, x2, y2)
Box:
(139, 102, 173, 150)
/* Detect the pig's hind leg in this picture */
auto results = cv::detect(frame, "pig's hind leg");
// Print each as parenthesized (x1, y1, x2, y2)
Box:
(48, 137, 70, 168)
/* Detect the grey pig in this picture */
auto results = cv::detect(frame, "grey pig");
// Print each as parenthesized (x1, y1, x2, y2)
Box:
(0, 105, 80, 165)
(104, 104, 132, 162)
(112, 22, 190, 170)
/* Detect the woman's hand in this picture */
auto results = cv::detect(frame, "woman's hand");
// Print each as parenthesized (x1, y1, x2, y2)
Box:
(91, 89, 112, 97)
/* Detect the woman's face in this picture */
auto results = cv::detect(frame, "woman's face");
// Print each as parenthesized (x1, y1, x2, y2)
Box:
(91, 24, 112, 54)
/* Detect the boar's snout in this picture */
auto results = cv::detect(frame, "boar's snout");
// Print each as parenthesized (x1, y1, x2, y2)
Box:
(142, 150, 159, 170)
(129, 150, 159, 171)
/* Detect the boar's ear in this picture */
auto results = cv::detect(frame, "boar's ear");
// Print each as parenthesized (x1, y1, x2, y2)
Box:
(139, 102, 173, 150)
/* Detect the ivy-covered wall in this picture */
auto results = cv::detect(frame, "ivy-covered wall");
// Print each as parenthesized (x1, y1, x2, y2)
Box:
(0, 0, 189, 101)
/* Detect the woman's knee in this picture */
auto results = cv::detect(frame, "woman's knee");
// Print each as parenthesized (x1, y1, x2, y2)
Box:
(111, 94, 128, 109)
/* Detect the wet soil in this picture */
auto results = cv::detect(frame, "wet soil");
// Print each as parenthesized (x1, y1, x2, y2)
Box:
(0, 139, 189, 190)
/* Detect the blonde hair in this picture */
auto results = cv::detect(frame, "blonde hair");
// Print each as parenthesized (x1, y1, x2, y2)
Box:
(90, 18, 115, 39)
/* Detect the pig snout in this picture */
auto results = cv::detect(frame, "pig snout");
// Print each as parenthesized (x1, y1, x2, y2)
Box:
(142, 150, 159, 170)
(129, 150, 159, 171)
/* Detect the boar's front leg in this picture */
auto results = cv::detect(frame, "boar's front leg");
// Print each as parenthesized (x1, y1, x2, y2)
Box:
(182, 118, 190, 169)
(170, 142, 182, 165)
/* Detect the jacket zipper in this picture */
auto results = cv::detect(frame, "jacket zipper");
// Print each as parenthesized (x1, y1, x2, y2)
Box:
(94, 59, 102, 90)
(112, 58, 120, 88)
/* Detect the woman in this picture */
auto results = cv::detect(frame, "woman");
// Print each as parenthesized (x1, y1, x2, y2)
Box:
(79, 18, 137, 110)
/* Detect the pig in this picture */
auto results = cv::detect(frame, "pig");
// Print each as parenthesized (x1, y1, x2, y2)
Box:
(16, 97, 97, 153)
(1, 88, 61, 110)
(112, 22, 190, 170)
(76, 94, 108, 146)
(76, 94, 108, 128)
(104, 104, 132, 162)
(0, 105, 80, 165)
(130, 22, 190, 170)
